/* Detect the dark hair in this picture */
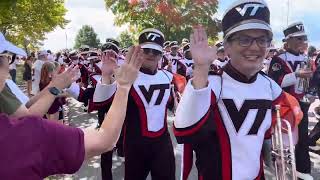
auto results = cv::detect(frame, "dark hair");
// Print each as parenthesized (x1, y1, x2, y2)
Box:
(9, 54, 16, 65)
(40, 62, 55, 88)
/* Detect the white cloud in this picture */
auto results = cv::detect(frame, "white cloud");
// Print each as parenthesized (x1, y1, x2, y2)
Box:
(42, 0, 125, 52)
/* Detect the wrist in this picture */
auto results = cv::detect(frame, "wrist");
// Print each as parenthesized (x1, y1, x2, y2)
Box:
(194, 63, 210, 72)
(47, 86, 62, 96)
(192, 63, 210, 89)
(47, 82, 63, 91)
(101, 75, 114, 85)
(116, 84, 131, 92)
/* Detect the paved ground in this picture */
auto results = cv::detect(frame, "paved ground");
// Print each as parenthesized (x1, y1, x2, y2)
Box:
(48, 98, 320, 180)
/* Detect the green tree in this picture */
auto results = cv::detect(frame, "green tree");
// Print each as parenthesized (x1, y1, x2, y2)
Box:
(118, 31, 135, 48)
(74, 25, 101, 49)
(105, 0, 221, 43)
(0, 0, 68, 52)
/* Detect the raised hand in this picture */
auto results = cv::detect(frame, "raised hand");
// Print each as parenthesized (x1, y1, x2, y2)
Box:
(114, 46, 144, 90)
(49, 65, 80, 90)
(190, 26, 217, 67)
(190, 26, 217, 89)
(101, 50, 118, 78)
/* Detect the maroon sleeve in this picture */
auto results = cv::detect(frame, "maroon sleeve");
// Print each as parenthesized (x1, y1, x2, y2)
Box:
(41, 120, 85, 177)
(267, 56, 291, 86)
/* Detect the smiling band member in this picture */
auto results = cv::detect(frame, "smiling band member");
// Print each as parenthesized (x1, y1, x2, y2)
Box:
(173, 0, 297, 179)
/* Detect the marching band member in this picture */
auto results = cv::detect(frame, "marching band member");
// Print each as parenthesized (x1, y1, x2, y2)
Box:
(174, 0, 301, 179)
(93, 28, 177, 180)
(267, 22, 314, 179)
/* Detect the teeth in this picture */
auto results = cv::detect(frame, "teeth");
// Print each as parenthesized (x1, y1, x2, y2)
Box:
(246, 56, 259, 58)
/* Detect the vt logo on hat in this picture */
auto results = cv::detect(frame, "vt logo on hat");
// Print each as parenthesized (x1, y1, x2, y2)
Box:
(235, 3, 266, 17)
(283, 22, 307, 40)
(222, 0, 272, 40)
(139, 28, 165, 52)
(296, 24, 304, 31)
(146, 32, 161, 41)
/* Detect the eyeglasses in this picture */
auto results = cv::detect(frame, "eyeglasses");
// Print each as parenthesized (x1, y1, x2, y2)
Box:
(143, 48, 162, 56)
(230, 36, 272, 48)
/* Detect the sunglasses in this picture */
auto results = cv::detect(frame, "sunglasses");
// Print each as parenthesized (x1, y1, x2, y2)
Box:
(143, 48, 162, 56)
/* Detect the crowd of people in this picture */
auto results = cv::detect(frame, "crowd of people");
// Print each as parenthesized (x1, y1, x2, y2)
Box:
(1, 0, 320, 179)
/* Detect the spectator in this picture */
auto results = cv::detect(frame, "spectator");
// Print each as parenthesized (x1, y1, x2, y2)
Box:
(23, 55, 33, 96)
(32, 50, 48, 95)
(9, 54, 18, 83)
(0, 46, 144, 179)
(39, 62, 66, 122)
(0, 43, 79, 118)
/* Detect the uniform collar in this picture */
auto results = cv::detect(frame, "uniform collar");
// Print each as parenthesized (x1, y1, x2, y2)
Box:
(286, 48, 301, 56)
(140, 67, 157, 75)
(223, 62, 258, 84)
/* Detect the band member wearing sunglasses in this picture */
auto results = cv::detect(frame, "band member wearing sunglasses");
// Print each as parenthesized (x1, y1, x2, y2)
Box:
(267, 22, 314, 179)
(93, 28, 176, 180)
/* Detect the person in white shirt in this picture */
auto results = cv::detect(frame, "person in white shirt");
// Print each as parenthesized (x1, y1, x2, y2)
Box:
(9, 54, 19, 83)
(32, 50, 48, 95)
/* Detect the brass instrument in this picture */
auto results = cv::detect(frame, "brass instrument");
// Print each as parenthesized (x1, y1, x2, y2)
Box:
(298, 56, 313, 103)
(271, 105, 297, 180)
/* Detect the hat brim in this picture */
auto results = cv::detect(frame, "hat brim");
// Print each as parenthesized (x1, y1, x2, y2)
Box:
(224, 22, 273, 40)
(141, 43, 163, 52)
(0, 40, 27, 57)
(171, 45, 179, 48)
(283, 32, 308, 41)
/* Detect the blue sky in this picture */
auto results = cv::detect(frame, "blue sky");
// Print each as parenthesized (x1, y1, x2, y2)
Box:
(42, 0, 320, 52)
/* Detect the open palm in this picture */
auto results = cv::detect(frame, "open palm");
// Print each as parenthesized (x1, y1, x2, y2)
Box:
(115, 46, 144, 90)
(101, 50, 118, 77)
(190, 26, 217, 67)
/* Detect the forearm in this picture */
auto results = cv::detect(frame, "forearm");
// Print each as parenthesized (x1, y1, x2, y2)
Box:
(192, 65, 209, 89)
(99, 86, 129, 146)
(84, 86, 129, 158)
(175, 81, 211, 129)
(25, 86, 52, 108)
(27, 89, 57, 116)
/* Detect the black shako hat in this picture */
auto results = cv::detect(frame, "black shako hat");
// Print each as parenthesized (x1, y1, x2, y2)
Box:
(101, 42, 119, 54)
(139, 28, 165, 52)
(222, 0, 272, 40)
(283, 22, 307, 41)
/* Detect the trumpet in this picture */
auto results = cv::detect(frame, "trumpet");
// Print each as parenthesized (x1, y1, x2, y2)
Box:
(298, 56, 312, 103)
(271, 105, 297, 180)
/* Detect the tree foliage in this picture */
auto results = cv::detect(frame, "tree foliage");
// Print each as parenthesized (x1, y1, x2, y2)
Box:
(74, 25, 101, 49)
(118, 31, 135, 48)
(105, 0, 221, 43)
(0, 0, 68, 52)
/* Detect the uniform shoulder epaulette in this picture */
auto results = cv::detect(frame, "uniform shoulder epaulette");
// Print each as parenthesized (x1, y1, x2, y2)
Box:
(209, 64, 223, 75)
